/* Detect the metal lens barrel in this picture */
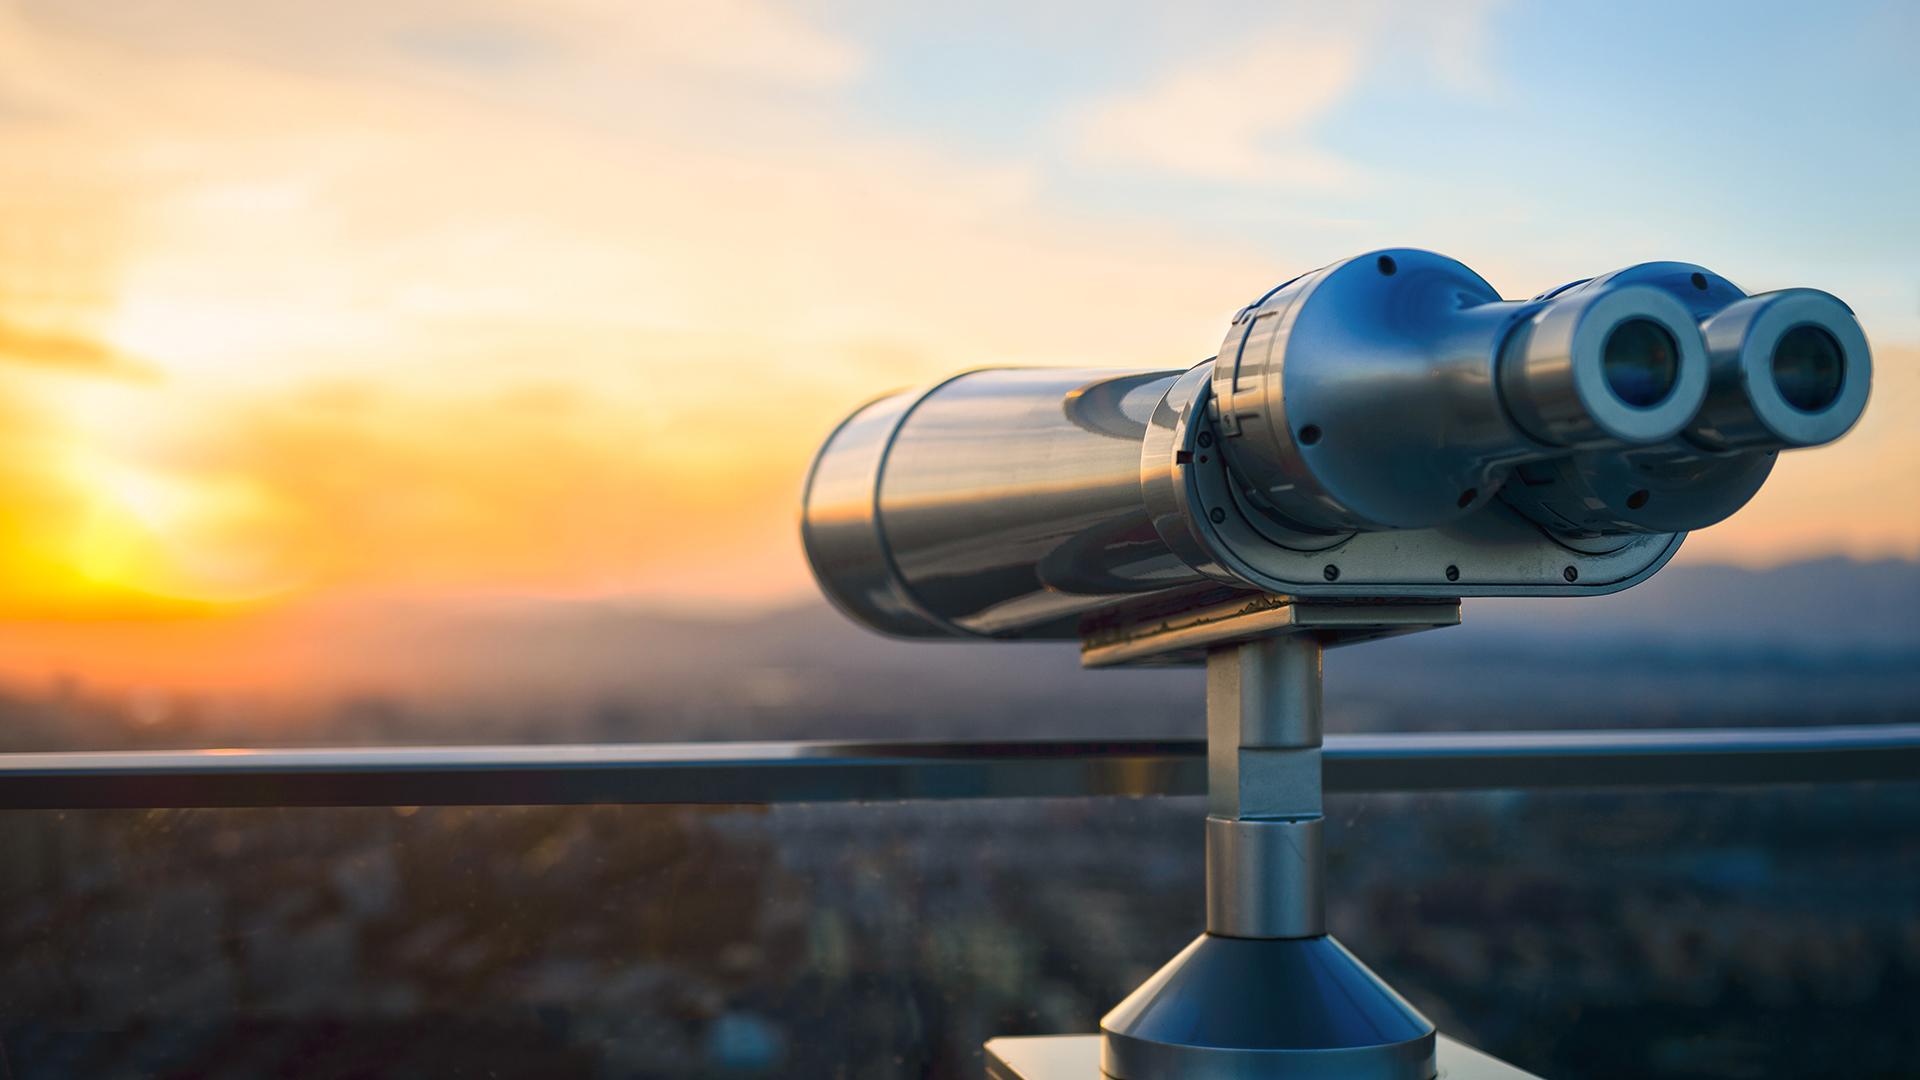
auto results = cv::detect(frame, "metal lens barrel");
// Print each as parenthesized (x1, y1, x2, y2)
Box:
(1497, 283, 1709, 449)
(1691, 288, 1871, 452)
(801, 368, 1207, 639)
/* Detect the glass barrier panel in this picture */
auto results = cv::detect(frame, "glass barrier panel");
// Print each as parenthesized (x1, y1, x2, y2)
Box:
(5, 785, 1919, 1077)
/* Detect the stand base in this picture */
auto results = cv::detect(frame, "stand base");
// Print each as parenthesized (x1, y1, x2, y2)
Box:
(1097, 933, 1436, 1079)
(986, 1034, 1542, 1080)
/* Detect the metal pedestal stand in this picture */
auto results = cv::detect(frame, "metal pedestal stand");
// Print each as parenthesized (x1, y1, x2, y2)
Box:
(988, 597, 1542, 1079)
(1102, 632, 1432, 1079)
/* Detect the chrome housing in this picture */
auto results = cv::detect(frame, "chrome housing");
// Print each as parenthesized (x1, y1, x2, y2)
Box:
(801, 249, 1871, 640)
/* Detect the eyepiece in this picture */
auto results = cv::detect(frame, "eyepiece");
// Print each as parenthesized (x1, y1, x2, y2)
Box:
(1499, 283, 1709, 448)
(1601, 318, 1681, 408)
(1689, 288, 1870, 451)
(1770, 323, 1846, 413)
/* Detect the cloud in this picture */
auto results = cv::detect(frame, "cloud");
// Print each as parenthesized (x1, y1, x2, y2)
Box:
(0, 0, 1271, 385)
(0, 365, 838, 619)
(1064, 2, 1506, 185)
(1070, 26, 1367, 185)
(0, 319, 157, 380)
(171, 378, 823, 604)
(2, 0, 862, 101)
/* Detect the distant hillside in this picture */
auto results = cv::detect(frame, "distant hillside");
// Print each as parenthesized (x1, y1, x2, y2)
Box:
(1, 557, 1913, 750)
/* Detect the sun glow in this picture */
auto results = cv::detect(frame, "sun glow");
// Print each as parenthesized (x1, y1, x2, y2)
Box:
(65, 453, 307, 607)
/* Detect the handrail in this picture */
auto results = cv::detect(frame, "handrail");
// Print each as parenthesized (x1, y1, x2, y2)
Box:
(1, 723, 1915, 809)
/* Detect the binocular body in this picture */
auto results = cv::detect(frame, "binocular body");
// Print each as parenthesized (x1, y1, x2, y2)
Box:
(803, 250, 1869, 640)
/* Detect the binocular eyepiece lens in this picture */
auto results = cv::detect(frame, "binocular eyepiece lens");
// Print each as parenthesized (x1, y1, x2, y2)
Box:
(1687, 287, 1869, 451)
(1602, 318, 1681, 408)
(1771, 324, 1846, 413)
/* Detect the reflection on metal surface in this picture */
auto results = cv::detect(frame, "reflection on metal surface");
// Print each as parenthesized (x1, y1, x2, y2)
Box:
(1100, 935, 1436, 1079)
(803, 367, 1202, 639)
(2, 724, 1916, 809)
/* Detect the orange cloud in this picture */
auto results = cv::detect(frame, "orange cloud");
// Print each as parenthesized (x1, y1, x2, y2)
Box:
(0, 318, 156, 380)
(179, 378, 820, 601)
(0, 376, 845, 620)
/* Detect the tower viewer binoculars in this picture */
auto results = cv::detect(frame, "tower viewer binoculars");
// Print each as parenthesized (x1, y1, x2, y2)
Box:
(803, 249, 1870, 641)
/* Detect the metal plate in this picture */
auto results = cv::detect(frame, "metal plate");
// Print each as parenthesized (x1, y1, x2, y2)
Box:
(985, 1034, 1544, 1080)
(1079, 594, 1460, 668)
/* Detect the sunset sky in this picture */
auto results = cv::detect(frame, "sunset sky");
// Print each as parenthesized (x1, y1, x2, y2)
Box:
(0, 0, 1915, 686)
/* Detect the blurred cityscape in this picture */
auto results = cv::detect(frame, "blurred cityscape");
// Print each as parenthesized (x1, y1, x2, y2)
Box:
(1, 556, 1917, 1078)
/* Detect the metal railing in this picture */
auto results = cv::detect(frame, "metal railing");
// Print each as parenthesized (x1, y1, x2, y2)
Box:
(3, 722, 1916, 809)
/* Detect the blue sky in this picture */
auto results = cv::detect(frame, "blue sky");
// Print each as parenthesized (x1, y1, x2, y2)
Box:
(832, 0, 1919, 338)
